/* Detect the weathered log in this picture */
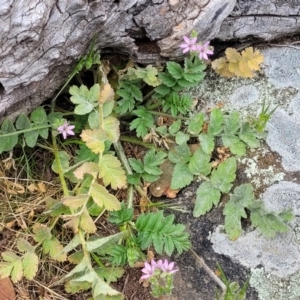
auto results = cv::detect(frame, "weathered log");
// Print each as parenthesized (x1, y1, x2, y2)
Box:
(1, 0, 299, 121)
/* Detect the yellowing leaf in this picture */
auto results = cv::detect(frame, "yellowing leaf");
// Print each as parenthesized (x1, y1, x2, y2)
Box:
(103, 116, 120, 142)
(73, 162, 99, 180)
(62, 194, 89, 209)
(90, 183, 121, 211)
(43, 237, 67, 262)
(211, 58, 234, 77)
(99, 154, 127, 189)
(0, 262, 13, 279)
(22, 252, 38, 280)
(241, 47, 264, 71)
(37, 182, 46, 193)
(32, 224, 52, 243)
(228, 61, 240, 75)
(100, 83, 114, 104)
(17, 238, 35, 253)
(81, 129, 107, 154)
(238, 60, 254, 78)
(10, 259, 23, 283)
(79, 208, 97, 233)
(63, 216, 80, 234)
(214, 47, 264, 78)
(225, 48, 241, 62)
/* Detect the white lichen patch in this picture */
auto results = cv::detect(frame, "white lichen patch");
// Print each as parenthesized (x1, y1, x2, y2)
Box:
(250, 268, 300, 300)
(239, 156, 285, 188)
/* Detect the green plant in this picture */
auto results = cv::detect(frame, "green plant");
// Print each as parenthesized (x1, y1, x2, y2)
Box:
(215, 263, 249, 300)
(0, 34, 293, 300)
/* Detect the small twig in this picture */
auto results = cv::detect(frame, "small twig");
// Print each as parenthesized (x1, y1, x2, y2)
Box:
(32, 279, 69, 300)
(190, 249, 226, 295)
(119, 136, 156, 150)
(122, 274, 130, 294)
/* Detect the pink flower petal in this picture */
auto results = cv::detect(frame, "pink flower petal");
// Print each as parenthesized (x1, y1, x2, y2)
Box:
(183, 36, 190, 43)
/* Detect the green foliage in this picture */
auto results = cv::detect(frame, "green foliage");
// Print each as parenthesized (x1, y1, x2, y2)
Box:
(128, 149, 167, 184)
(215, 263, 249, 300)
(130, 106, 155, 138)
(63, 257, 122, 298)
(70, 84, 100, 115)
(0, 238, 39, 283)
(136, 211, 191, 256)
(251, 99, 278, 132)
(155, 56, 206, 116)
(193, 158, 236, 218)
(127, 65, 161, 86)
(0, 106, 50, 154)
(249, 201, 293, 238)
(116, 81, 143, 114)
(223, 184, 294, 239)
(0, 37, 292, 300)
(163, 92, 193, 116)
(108, 203, 134, 226)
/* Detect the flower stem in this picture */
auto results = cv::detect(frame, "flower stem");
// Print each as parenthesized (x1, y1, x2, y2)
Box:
(51, 131, 69, 197)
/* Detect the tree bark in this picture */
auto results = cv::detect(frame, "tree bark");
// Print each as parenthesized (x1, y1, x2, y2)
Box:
(1, 0, 299, 121)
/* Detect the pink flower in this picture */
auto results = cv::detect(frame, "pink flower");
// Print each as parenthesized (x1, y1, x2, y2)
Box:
(197, 41, 214, 60)
(141, 259, 178, 280)
(180, 36, 197, 53)
(141, 260, 156, 280)
(160, 259, 178, 274)
(57, 121, 75, 139)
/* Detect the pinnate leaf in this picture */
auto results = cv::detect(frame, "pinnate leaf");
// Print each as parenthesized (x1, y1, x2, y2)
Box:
(0, 119, 18, 153)
(143, 149, 167, 175)
(99, 83, 114, 103)
(249, 201, 293, 238)
(170, 162, 193, 189)
(211, 157, 236, 193)
(81, 129, 107, 154)
(167, 62, 183, 79)
(226, 48, 242, 62)
(209, 109, 224, 135)
(80, 208, 97, 233)
(103, 116, 120, 143)
(222, 135, 246, 156)
(211, 57, 235, 77)
(70, 84, 100, 115)
(10, 260, 23, 283)
(241, 47, 264, 71)
(99, 154, 127, 189)
(188, 148, 211, 176)
(90, 183, 121, 211)
(224, 112, 240, 134)
(62, 194, 89, 209)
(239, 123, 261, 148)
(74, 162, 99, 180)
(188, 112, 205, 135)
(224, 184, 255, 239)
(168, 143, 191, 164)
(22, 252, 38, 280)
(199, 132, 215, 154)
(193, 181, 221, 217)
(158, 72, 177, 87)
(32, 224, 52, 243)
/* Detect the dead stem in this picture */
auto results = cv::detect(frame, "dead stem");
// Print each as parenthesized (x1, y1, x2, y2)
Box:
(189, 249, 226, 297)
